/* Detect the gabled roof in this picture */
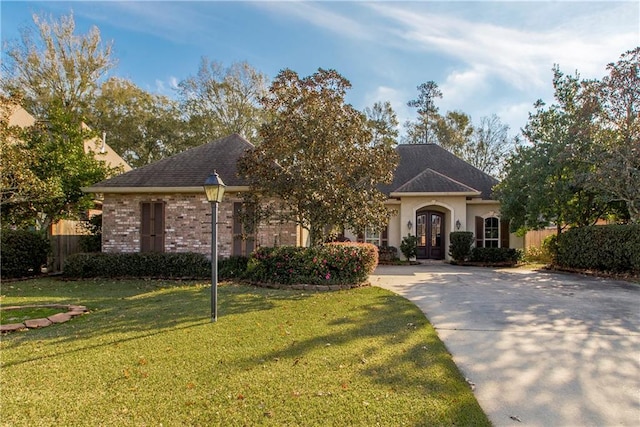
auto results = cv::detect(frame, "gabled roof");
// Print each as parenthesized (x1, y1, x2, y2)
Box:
(86, 134, 253, 191)
(393, 168, 480, 194)
(379, 144, 498, 200)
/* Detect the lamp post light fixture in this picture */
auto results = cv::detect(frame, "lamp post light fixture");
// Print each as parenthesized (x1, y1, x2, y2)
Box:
(203, 170, 226, 322)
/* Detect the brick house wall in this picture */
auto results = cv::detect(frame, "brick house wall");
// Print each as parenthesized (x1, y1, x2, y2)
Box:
(101, 192, 299, 258)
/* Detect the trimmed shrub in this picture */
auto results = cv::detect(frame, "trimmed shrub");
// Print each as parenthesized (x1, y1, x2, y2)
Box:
(1, 229, 50, 279)
(63, 252, 210, 279)
(469, 247, 522, 264)
(378, 246, 399, 262)
(246, 243, 378, 286)
(219, 256, 249, 280)
(449, 232, 474, 263)
(556, 224, 640, 273)
(400, 234, 418, 260)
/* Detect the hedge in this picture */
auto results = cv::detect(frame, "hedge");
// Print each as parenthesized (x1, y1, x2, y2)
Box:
(63, 252, 211, 279)
(245, 243, 378, 286)
(1, 229, 50, 279)
(556, 224, 640, 273)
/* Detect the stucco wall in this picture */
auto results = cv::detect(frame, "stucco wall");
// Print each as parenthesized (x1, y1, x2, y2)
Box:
(101, 192, 299, 257)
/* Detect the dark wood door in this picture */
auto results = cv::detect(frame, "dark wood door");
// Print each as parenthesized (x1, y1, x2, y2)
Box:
(416, 211, 445, 259)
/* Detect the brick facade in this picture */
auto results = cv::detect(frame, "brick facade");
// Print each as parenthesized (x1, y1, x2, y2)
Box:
(102, 192, 299, 258)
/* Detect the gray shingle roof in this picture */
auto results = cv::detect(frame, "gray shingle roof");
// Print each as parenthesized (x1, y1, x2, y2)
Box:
(379, 144, 499, 199)
(89, 133, 253, 188)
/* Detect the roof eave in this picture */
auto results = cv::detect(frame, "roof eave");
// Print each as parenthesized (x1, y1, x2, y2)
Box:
(389, 191, 482, 197)
(82, 185, 250, 194)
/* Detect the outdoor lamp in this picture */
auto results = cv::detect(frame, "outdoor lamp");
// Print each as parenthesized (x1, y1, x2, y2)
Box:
(203, 170, 226, 322)
(456, 220, 461, 230)
(407, 220, 413, 231)
(204, 171, 226, 203)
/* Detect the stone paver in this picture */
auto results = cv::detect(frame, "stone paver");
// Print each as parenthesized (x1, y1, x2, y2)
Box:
(371, 263, 640, 427)
(1, 304, 88, 333)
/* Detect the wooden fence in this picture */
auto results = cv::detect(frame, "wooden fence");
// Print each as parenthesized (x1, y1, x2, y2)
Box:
(524, 228, 556, 249)
(50, 220, 90, 272)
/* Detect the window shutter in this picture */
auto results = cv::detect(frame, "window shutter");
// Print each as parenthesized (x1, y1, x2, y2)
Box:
(500, 219, 510, 248)
(475, 216, 484, 248)
(141, 201, 164, 253)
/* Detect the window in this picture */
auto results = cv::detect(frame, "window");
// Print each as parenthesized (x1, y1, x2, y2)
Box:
(484, 217, 499, 248)
(140, 201, 164, 252)
(364, 226, 389, 247)
(475, 216, 509, 248)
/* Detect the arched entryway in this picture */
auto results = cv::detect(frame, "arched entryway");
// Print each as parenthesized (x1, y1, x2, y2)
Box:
(416, 209, 445, 259)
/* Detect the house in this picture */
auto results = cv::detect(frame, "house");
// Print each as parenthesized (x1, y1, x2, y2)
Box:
(85, 134, 523, 261)
(83, 134, 302, 257)
(344, 144, 523, 259)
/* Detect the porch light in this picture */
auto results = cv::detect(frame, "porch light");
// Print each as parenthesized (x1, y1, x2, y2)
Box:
(456, 220, 461, 230)
(203, 170, 226, 322)
(407, 220, 413, 231)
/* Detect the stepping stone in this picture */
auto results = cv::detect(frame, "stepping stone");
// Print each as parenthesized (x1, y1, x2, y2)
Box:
(48, 312, 73, 323)
(24, 318, 53, 329)
(1, 323, 26, 333)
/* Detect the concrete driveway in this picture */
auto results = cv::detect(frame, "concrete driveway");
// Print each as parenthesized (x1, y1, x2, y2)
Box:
(370, 263, 640, 427)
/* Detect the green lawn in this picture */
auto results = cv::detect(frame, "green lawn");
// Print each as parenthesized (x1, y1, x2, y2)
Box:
(0, 278, 490, 426)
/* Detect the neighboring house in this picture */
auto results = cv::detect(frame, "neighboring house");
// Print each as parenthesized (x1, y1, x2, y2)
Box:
(344, 144, 523, 260)
(3, 104, 131, 270)
(83, 134, 302, 258)
(85, 134, 523, 261)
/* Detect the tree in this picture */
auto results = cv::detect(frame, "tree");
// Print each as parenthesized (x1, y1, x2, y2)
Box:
(463, 114, 520, 178)
(433, 110, 473, 157)
(496, 68, 607, 234)
(238, 68, 398, 246)
(405, 81, 442, 144)
(1, 101, 114, 230)
(177, 58, 268, 142)
(589, 47, 640, 222)
(90, 77, 188, 168)
(1, 11, 115, 119)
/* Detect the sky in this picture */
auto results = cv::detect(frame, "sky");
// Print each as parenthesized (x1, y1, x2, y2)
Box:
(2, 1, 639, 138)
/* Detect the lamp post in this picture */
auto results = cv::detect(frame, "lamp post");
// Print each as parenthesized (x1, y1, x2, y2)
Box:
(203, 170, 226, 322)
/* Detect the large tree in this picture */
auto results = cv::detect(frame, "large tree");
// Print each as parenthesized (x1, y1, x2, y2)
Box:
(1, 11, 115, 119)
(238, 69, 398, 246)
(1, 101, 114, 230)
(496, 68, 608, 234)
(404, 81, 442, 144)
(90, 77, 188, 168)
(463, 114, 520, 178)
(177, 58, 268, 142)
(589, 47, 640, 222)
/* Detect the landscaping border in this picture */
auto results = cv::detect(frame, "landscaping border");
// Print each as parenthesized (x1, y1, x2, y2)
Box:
(1, 304, 88, 333)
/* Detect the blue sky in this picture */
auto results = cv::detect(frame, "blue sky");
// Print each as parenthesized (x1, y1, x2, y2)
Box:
(2, 1, 638, 137)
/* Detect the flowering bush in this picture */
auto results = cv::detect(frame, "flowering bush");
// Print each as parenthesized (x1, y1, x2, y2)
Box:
(246, 243, 378, 286)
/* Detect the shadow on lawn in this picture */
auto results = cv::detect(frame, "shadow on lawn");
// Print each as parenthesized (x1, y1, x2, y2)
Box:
(0, 279, 312, 364)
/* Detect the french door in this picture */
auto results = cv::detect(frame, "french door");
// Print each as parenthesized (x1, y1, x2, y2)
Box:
(416, 211, 445, 259)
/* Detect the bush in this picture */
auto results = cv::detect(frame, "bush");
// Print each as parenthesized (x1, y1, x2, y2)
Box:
(400, 234, 417, 260)
(246, 243, 377, 286)
(378, 246, 399, 262)
(219, 256, 249, 280)
(1, 229, 50, 279)
(469, 247, 522, 264)
(63, 252, 210, 279)
(556, 224, 640, 273)
(449, 232, 474, 263)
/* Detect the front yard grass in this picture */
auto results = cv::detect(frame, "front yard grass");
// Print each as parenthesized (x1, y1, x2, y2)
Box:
(0, 278, 489, 426)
